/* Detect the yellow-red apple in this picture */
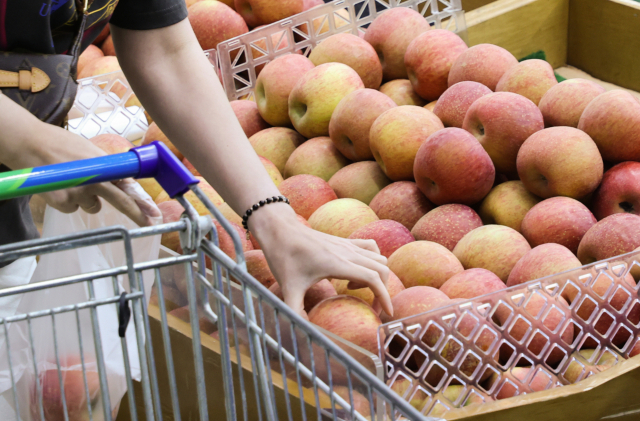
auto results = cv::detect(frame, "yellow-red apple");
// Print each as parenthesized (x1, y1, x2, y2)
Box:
(496, 59, 557, 106)
(257, 156, 283, 186)
(507, 243, 582, 287)
(245, 250, 276, 288)
(411, 204, 482, 251)
(328, 161, 391, 205)
(433, 81, 491, 128)
(78, 55, 120, 79)
(142, 122, 184, 160)
(101, 34, 115, 56)
(159, 201, 184, 252)
(277, 174, 337, 219)
(230, 100, 270, 138)
(369, 181, 434, 231)
(440, 268, 506, 299)
(284, 136, 350, 181)
(369, 105, 444, 181)
(308, 198, 378, 238)
(388, 286, 451, 322)
(448, 43, 518, 91)
(592, 162, 640, 220)
(379, 79, 426, 106)
(348, 220, 415, 258)
(478, 181, 541, 232)
(539, 79, 605, 128)
(234, 0, 303, 27)
(78, 44, 104, 76)
(577, 213, 640, 264)
(388, 241, 463, 289)
(249, 127, 305, 173)
(188, 1, 248, 51)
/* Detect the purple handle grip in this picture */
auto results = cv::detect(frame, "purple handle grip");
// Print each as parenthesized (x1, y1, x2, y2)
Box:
(131, 141, 199, 198)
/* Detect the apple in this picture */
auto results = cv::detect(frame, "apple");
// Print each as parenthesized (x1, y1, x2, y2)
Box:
(378, 79, 427, 107)
(404, 29, 468, 102)
(440, 268, 506, 299)
(329, 89, 396, 161)
(453, 225, 531, 282)
(425, 101, 438, 112)
(517, 127, 603, 199)
(255, 54, 315, 127)
(578, 90, 640, 162)
(101, 34, 115, 56)
(369, 181, 434, 231)
(90, 133, 134, 154)
(248, 127, 305, 174)
(328, 161, 391, 205)
(388, 286, 451, 322)
(347, 220, 415, 258)
(78, 55, 120, 79)
(230, 100, 270, 138)
(493, 366, 557, 400)
(538, 79, 605, 128)
(308, 198, 378, 238)
(257, 156, 283, 187)
(332, 271, 405, 307)
(506, 243, 582, 287)
(283, 136, 351, 181)
(93, 23, 110, 45)
(414, 127, 495, 205)
(138, 178, 165, 201)
(433, 81, 491, 128)
(363, 8, 431, 81)
(463, 92, 544, 176)
(521, 197, 596, 254)
(303, 0, 324, 10)
(308, 295, 381, 354)
(496, 59, 557, 105)
(245, 250, 276, 288)
(564, 349, 617, 384)
(288, 63, 364, 138)
(309, 33, 383, 89)
(577, 213, 640, 264)
(210, 220, 253, 262)
(448, 44, 518, 91)
(388, 241, 463, 289)
(183, 158, 201, 177)
(269, 279, 337, 313)
(142, 122, 184, 160)
(39, 356, 100, 421)
(592, 162, 640, 220)
(156, 176, 224, 214)
(411, 204, 482, 251)
(188, 1, 248, 51)
(159, 201, 184, 251)
(277, 174, 337, 219)
(369, 106, 444, 181)
(234, 0, 303, 27)
(428, 385, 490, 417)
(478, 181, 541, 232)
(78, 44, 104, 76)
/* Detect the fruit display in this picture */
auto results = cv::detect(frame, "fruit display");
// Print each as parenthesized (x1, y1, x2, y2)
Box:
(80, 1, 640, 419)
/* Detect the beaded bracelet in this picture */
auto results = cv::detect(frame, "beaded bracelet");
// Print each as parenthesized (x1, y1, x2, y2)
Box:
(241, 195, 290, 230)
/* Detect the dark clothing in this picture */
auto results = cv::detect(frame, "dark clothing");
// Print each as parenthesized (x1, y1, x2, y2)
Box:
(0, 0, 187, 253)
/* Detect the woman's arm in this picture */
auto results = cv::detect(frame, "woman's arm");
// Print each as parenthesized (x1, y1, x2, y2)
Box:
(0, 93, 150, 226)
(111, 20, 393, 316)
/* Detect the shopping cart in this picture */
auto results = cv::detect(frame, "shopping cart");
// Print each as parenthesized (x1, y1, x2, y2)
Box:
(0, 141, 433, 421)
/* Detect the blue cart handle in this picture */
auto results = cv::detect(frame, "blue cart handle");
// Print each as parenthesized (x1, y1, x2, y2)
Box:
(0, 141, 199, 201)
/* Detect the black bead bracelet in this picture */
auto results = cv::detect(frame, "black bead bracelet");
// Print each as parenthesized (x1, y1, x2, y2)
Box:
(242, 195, 290, 230)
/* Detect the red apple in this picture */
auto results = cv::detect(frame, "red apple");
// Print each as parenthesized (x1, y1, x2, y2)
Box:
(378, 79, 427, 107)
(245, 250, 276, 288)
(478, 181, 541, 232)
(448, 43, 518, 91)
(578, 90, 640, 162)
(414, 127, 495, 205)
(329, 89, 396, 161)
(308, 198, 379, 238)
(288, 63, 364, 138)
(78, 55, 120, 79)
(258, 156, 284, 187)
(348, 220, 415, 258)
(388, 241, 463, 289)
(411, 204, 483, 251)
(521, 197, 596, 255)
(230, 100, 270, 138)
(101, 34, 115, 56)
(363, 8, 431, 81)
(507, 243, 582, 287)
(159, 201, 184, 252)
(142, 121, 184, 160)
(440, 268, 506, 299)
(592, 162, 640, 220)
(328, 161, 391, 205)
(539, 79, 605, 128)
(309, 33, 383, 89)
(369, 106, 444, 181)
(188, 1, 248, 51)
(284, 136, 351, 181)
(433, 81, 491, 128)
(517, 127, 603, 199)
(577, 213, 640, 264)
(496, 59, 558, 106)
(234, 0, 303, 27)
(453, 225, 531, 282)
(404, 29, 468, 102)
(78, 44, 104, 76)
(369, 181, 434, 231)
(277, 174, 337, 220)
(308, 295, 381, 354)
(249, 127, 305, 174)
(255, 54, 315, 127)
(463, 92, 544, 176)
(183, 158, 201, 177)
(388, 286, 451, 322)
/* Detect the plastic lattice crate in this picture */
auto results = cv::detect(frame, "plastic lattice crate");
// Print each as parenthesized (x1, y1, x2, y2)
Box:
(216, 0, 467, 101)
(380, 250, 640, 418)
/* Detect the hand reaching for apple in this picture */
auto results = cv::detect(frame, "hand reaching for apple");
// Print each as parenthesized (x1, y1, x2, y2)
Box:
(249, 202, 393, 318)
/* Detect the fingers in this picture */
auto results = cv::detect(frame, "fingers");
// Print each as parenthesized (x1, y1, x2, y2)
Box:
(91, 183, 150, 227)
(76, 194, 102, 214)
(349, 238, 381, 254)
(281, 286, 307, 319)
(338, 265, 393, 317)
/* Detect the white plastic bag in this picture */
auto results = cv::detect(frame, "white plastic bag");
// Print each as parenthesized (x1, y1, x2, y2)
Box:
(0, 198, 161, 421)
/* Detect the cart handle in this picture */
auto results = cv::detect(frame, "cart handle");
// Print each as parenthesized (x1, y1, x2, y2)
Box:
(0, 141, 198, 201)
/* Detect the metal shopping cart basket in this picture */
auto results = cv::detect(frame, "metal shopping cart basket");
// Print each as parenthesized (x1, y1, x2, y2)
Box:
(0, 141, 431, 421)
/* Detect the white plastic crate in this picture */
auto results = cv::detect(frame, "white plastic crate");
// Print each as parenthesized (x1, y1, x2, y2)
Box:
(216, 0, 467, 101)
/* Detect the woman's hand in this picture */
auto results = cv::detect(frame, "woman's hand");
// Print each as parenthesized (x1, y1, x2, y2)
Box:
(249, 203, 393, 318)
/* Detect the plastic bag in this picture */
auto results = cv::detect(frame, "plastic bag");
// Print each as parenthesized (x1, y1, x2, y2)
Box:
(0, 197, 161, 421)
